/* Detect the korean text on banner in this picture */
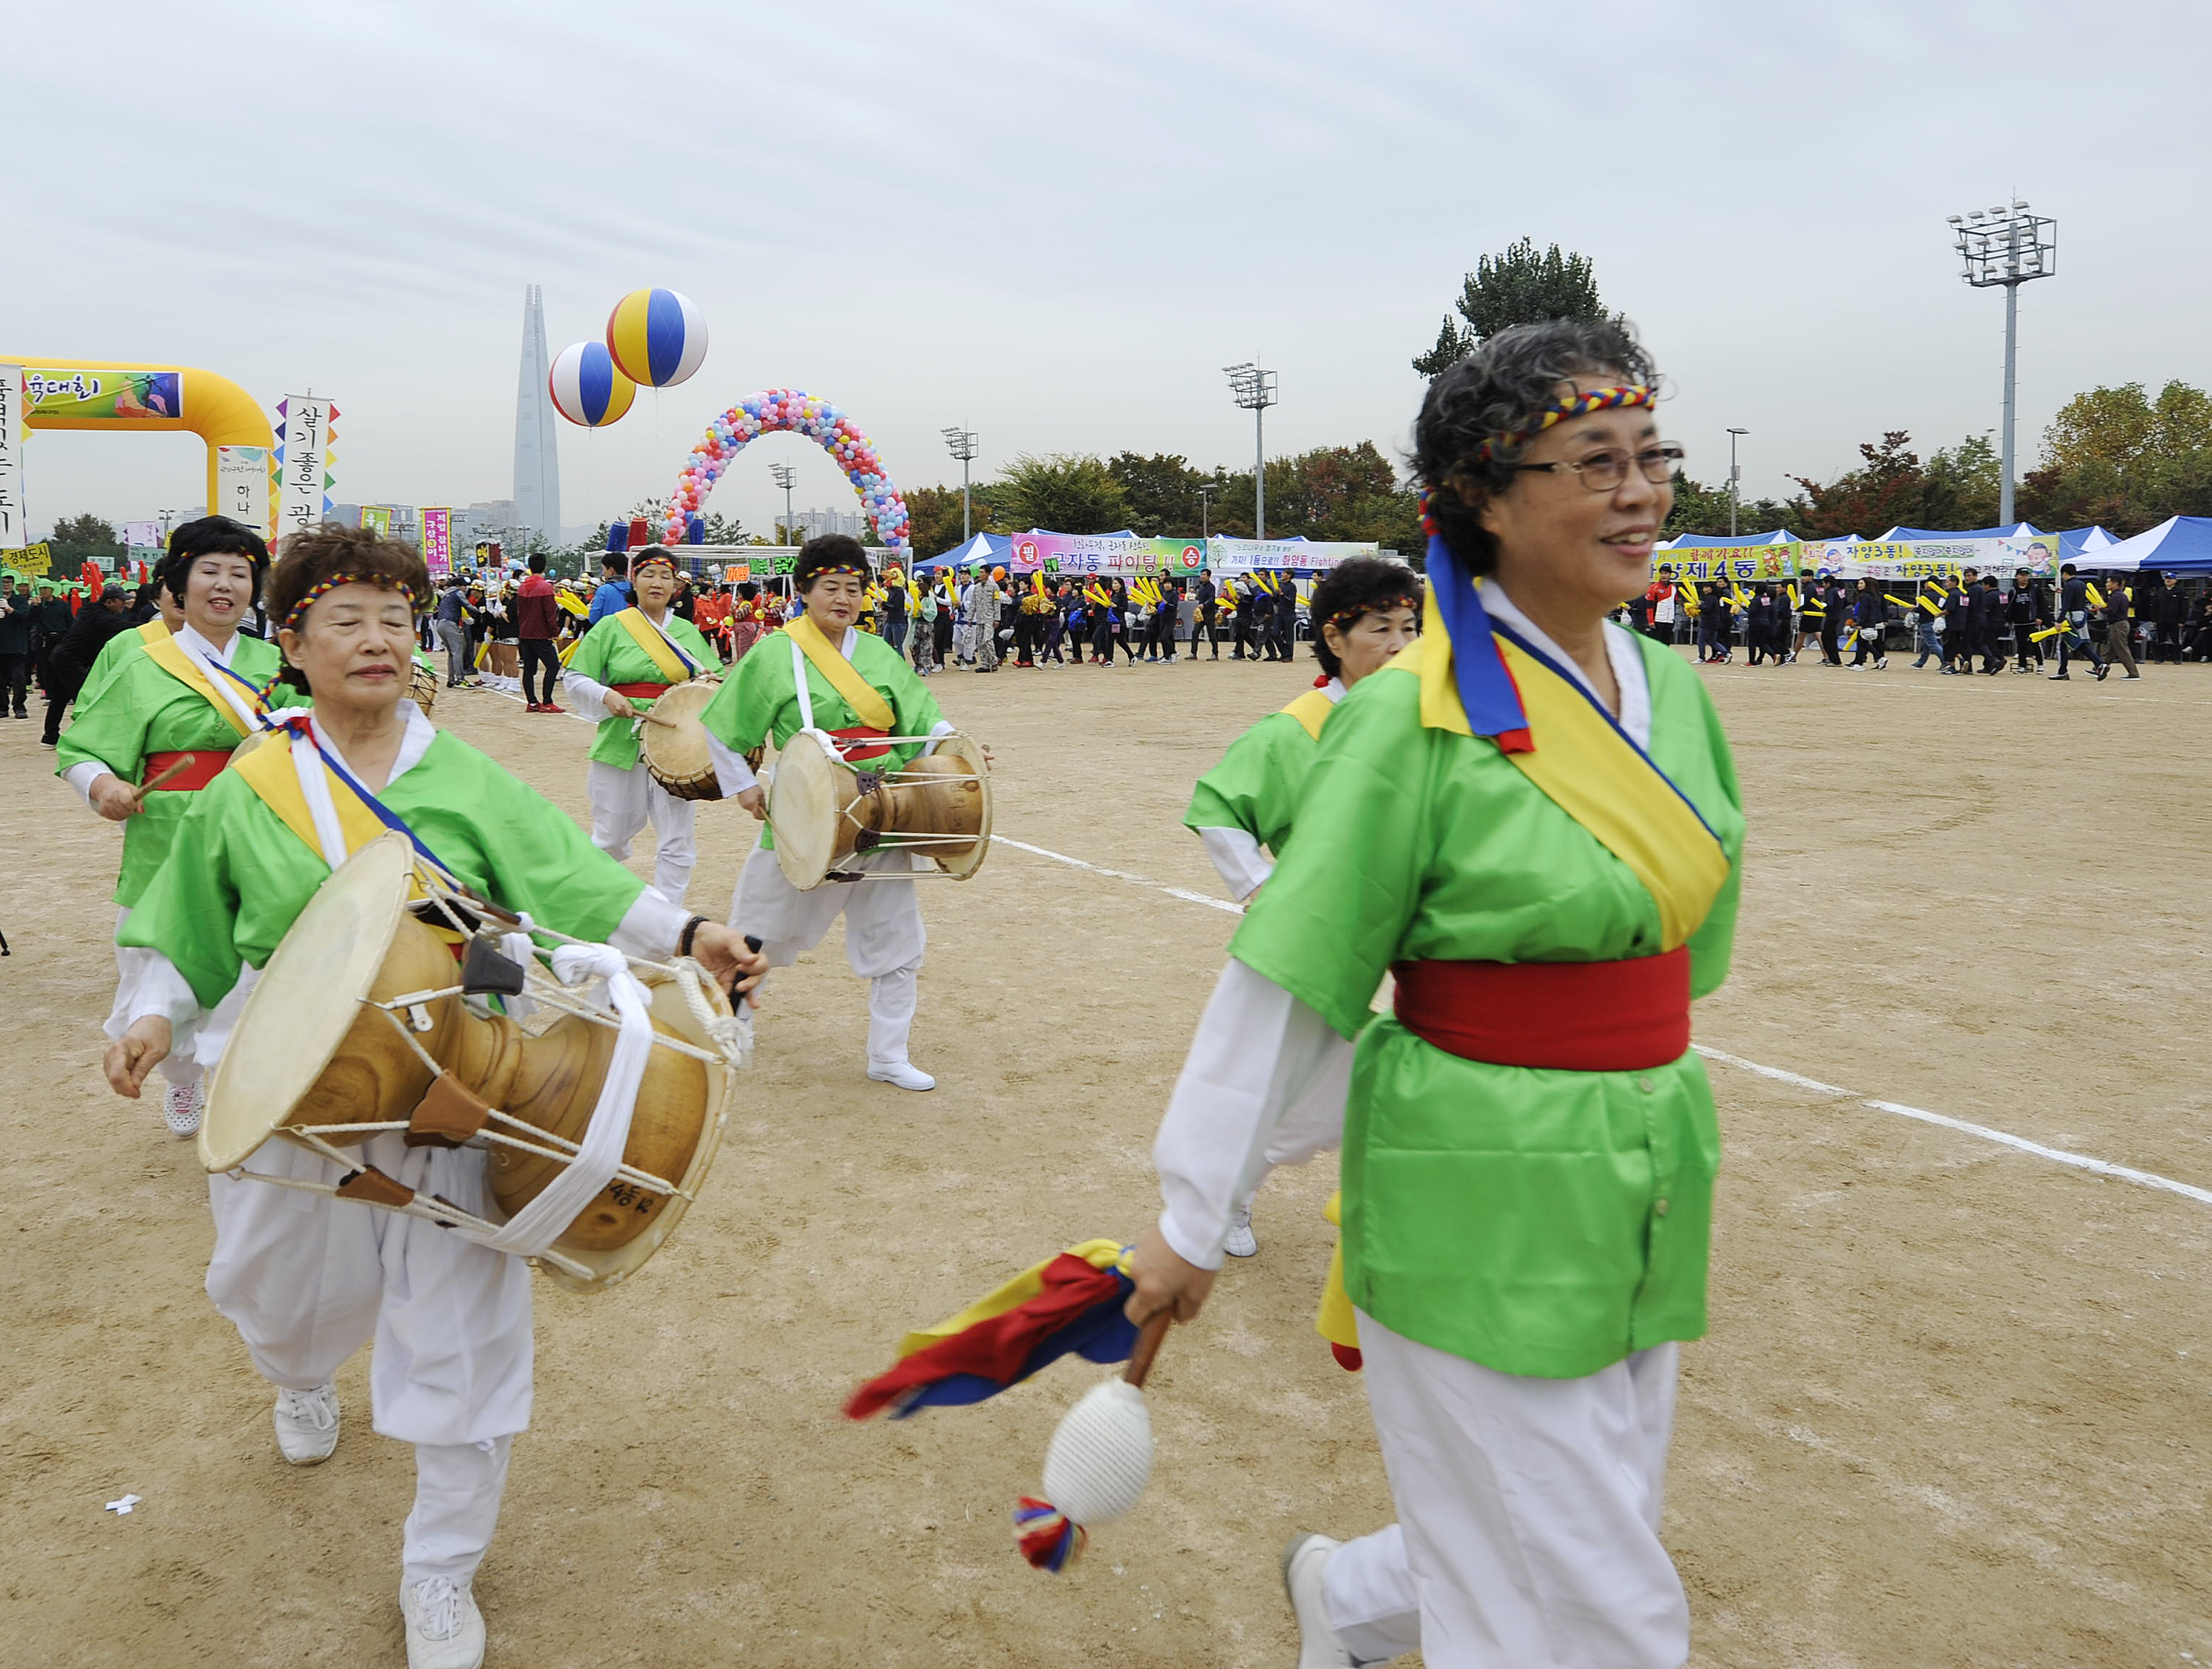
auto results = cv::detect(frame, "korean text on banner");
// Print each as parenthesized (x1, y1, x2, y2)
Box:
(215, 445, 270, 537)
(0, 365, 23, 549)
(1206, 537, 1378, 578)
(420, 507, 451, 578)
(4, 541, 51, 576)
(276, 396, 331, 546)
(1007, 533, 1205, 576)
(360, 506, 393, 536)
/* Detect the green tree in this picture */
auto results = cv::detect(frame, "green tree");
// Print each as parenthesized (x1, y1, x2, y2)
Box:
(994, 453, 1133, 535)
(2021, 380, 2212, 535)
(1662, 476, 1794, 539)
(1785, 432, 1934, 538)
(1107, 452, 1210, 535)
(1211, 443, 1424, 555)
(903, 484, 989, 557)
(1411, 238, 1608, 377)
(48, 512, 126, 572)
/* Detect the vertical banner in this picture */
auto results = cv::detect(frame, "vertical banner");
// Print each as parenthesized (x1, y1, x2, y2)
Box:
(360, 505, 393, 535)
(276, 396, 331, 546)
(0, 365, 24, 549)
(420, 507, 451, 578)
(214, 445, 271, 537)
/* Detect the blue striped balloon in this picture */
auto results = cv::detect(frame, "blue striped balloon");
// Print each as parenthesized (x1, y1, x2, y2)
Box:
(549, 341, 636, 427)
(605, 287, 708, 388)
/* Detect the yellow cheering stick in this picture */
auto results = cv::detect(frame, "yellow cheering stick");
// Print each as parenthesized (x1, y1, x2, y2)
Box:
(2084, 582, 2107, 611)
(1883, 593, 1916, 612)
(2029, 624, 2073, 644)
(1915, 591, 1944, 616)
(554, 589, 588, 619)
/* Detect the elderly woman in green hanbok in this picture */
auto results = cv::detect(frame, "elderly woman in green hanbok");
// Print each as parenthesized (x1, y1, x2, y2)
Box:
(1128, 318, 1744, 1669)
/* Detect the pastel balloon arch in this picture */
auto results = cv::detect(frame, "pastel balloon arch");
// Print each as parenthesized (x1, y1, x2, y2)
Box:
(662, 388, 910, 552)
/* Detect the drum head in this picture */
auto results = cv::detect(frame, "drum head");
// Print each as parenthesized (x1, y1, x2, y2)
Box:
(767, 729, 843, 889)
(201, 833, 414, 1172)
(640, 679, 721, 798)
(925, 732, 993, 881)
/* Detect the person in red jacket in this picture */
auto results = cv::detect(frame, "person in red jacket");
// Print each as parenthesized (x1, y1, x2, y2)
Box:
(513, 554, 565, 712)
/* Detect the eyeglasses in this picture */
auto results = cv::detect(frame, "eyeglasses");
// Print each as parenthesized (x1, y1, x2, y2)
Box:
(1508, 443, 1685, 492)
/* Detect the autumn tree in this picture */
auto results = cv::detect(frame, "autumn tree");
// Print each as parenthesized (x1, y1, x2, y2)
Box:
(2019, 380, 2212, 535)
(1412, 239, 1608, 377)
(993, 454, 1133, 536)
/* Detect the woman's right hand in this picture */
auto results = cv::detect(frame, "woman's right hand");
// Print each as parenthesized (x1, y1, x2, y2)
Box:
(736, 785, 767, 821)
(103, 1016, 173, 1098)
(90, 775, 141, 822)
(603, 692, 636, 720)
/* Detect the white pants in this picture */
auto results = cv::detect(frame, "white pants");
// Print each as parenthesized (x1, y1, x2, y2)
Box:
(107, 905, 256, 1089)
(206, 1131, 534, 1585)
(728, 840, 926, 1069)
(1321, 1312, 1686, 1668)
(587, 759, 697, 906)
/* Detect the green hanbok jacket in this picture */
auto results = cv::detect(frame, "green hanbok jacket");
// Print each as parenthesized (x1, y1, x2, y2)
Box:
(56, 628, 300, 907)
(119, 727, 653, 1013)
(564, 611, 720, 770)
(1229, 632, 1745, 1379)
(1183, 685, 1338, 862)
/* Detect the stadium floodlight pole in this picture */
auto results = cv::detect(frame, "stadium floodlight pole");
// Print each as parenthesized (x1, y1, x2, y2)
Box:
(1224, 362, 1279, 539)
(1196, 482, 1218, 539)
(768, 462, 797, 546)
(941, 426, 978, 541)
(1725, 428, 1749, 536)
(1949, 200, 2057, 526)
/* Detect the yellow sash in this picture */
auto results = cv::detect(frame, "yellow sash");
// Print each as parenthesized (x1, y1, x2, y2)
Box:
(783, 614, 895, 731)
(1314, 1190, 1359, 1353)
(1281, 687, 1336, 742)
(230, 732, 391, 863)
(612, 608, 695, 683)
(139, 627, 260, 739)
(1389, 617, 1729, 954)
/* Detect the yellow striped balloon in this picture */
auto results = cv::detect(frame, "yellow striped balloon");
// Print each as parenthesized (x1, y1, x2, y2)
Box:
(605, 287, 709, 388)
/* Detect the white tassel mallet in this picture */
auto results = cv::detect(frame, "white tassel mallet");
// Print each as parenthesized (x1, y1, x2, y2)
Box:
(1013, 1310, 1172, 1572)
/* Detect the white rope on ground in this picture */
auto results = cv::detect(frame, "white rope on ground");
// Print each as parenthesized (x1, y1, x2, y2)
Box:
(989, 834, 2212, 1211)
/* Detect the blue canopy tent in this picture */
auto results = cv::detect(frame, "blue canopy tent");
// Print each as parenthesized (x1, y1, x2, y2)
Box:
(914, 532, 1013, 571)
(1658, 530, 1798, 549)
(2078, 517, 2212, 574)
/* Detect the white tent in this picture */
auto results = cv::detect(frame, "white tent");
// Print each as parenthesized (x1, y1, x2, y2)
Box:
(2075, 516, 2212, 574)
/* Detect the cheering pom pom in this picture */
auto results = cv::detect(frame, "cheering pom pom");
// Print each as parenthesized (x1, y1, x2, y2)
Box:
(1014, 1497, 1087, 1572)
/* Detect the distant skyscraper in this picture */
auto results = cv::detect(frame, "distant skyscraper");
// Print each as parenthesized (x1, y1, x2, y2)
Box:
(512, 285, 559, 546)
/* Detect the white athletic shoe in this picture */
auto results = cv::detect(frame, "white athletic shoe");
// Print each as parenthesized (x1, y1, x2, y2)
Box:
(162, 1081, 204, 1139)
(401, 1577, 485, 1669)
(867, 1061, 936, 1091)
(272, 1382, 339, 1465)
(1224, 1204, 1258, 1259)
(1281, 1533, 1357, 1668)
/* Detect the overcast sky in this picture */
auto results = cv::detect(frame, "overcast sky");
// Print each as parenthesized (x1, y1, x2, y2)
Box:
(12, 0, 2209, 543)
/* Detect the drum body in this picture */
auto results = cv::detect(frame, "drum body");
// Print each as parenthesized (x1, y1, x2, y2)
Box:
(411, 661, 438, 714)
(640, 679, 724, 801)
(766, 729, 991, 890)
(201, 834, 737, 1289)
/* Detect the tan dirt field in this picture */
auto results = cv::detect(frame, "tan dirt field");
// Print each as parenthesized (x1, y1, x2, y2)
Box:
(4, 640, 2210, 1668)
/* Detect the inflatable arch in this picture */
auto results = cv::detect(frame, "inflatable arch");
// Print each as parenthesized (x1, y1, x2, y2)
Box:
(5, 359, 271, 524)
(662, 388, 910, 551)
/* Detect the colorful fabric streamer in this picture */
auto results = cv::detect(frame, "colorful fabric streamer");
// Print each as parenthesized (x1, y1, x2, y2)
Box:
(845, 1240, 1137, 1421)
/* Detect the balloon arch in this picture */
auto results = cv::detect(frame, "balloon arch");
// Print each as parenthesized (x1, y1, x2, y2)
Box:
(661, 388, 910, 552)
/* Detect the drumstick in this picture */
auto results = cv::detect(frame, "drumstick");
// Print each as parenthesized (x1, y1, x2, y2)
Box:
(131, 754, 197, 803)
(1014, 1310, 1173, 1573)
(637, 710, 680, 728)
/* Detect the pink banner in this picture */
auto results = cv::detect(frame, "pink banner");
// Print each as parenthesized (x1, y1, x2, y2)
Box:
(420, 507, 451, 578)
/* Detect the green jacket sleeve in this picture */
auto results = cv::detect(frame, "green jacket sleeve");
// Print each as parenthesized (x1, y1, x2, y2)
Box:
(1184, 713, 1307, 855)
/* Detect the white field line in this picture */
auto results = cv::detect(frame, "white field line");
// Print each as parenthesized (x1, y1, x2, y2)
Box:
(990, 834, 2212, 1210)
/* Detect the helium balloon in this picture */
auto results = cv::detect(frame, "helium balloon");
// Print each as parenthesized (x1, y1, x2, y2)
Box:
(606, 287, 708, 388)
(548, 341, 636, 428)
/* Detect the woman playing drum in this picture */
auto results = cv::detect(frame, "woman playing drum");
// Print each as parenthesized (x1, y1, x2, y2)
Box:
(103, 523, 765, 1669)
(57, 515, 295, 1138)
(700, 533, 959, 1091)
(558, 546, 722, 906)
(1128, 320, 1744, 1668)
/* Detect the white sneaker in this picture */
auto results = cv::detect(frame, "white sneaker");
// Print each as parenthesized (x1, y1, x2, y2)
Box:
(1223, 1204, 1258, 1259)
(867, 1061, 936, 1091)
(272, 1382, 339, 1465)
(401, 1577, 485, 1669)
(162, 1081, 204, 1138)
(1281, 1534, 1357, 1668)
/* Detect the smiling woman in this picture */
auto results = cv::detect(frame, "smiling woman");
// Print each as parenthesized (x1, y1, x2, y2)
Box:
(1126, 318, 1748, 1669)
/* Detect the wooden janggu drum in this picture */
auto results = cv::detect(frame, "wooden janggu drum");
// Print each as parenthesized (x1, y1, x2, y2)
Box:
(640, 679, 725, 801)
(766, 728, 991, 891)
(200, 832, 746, 1289)
(411, 660, 439, 714)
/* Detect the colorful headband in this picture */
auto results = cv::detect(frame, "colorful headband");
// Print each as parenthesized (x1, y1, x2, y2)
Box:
(1473, 384, 1655, 461)
(284, 573, 418, 633)
(1326, 593, 1421, 632)
(631, 551, 678, 574)
(804, 562, 869, 580)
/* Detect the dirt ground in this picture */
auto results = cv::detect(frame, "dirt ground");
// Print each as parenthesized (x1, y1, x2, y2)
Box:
(4, 640, 2211, 1668)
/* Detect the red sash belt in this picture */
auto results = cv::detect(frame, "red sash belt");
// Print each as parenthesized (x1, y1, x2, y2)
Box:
(611, 681, 673, 700)
(830, 725, 893, 763)
(1393, 946, 1690, 1072)
(142, 748, 232, 792)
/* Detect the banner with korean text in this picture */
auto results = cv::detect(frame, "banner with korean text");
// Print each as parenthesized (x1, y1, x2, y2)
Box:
(0, 365, 24, 549)
(1207, 537, 1378, 577)
(1007, 533, 1205, 577)
(276, 396, 333, 546)
(419, 507, 452, 578)
(214, 445, 271, 539)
